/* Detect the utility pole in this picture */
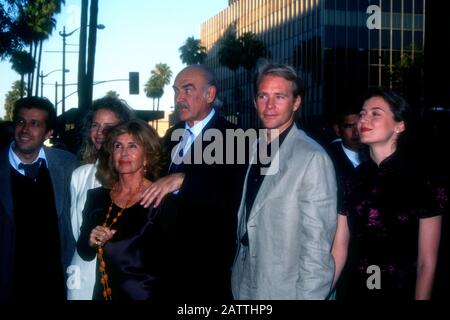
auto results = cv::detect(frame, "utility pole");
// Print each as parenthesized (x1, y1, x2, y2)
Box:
(55, 81, 58, 115)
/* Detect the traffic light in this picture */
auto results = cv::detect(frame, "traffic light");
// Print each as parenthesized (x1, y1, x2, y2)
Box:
(129, 72, 139, 94)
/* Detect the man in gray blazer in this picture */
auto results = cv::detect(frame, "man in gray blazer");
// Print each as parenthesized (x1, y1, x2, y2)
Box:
(231, 63, 337, 299)
(0, 97, 77, 299)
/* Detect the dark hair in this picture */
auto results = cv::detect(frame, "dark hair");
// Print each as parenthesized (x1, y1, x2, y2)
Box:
(79, 96, 135, 164)
(254, 62, 304, 98)
(13, 96, 57, 132)
(96, 119, 162, 188)
(363, 87, 415, 155)
(334, 107, 361, 127)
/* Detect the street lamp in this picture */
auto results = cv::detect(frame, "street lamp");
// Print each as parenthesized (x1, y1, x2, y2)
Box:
(59, 24, 105, 114)
(39, 69, 69, 97)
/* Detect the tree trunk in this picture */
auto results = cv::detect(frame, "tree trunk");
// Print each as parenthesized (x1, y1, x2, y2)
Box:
(20, 74, 25, 98)
(86, 0, 99, 109)
(77, 0, 88, 115)
(30, 42, 38, 96)
(27, 43, 33, 96)
(35, 40, 43, 96)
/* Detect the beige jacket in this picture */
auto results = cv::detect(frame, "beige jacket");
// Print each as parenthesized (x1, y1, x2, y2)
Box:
(231, 126, 337, 299)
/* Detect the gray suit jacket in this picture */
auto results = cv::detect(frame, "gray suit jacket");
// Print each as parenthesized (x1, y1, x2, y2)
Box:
(0, 146, 77, 299)
(231, 126, 337, 299)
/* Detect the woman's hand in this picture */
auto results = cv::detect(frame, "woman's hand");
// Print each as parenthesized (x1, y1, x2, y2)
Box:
(89, 225, 117, 247)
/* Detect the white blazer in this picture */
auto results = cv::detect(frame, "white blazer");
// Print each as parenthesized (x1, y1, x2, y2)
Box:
(67, 162, 101, 300)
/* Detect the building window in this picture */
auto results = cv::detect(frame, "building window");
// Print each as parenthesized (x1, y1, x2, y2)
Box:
(392, 29, 401, 50)
(414, 31, 423, 48)
(404, 0, 413, 13)
(414, 0, 424, 13)
(403, 31, 412, 49)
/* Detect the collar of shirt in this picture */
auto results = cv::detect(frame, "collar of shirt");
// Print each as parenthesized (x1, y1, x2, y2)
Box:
(341, 142, 361, 168)
(185, 108, 215, 137)
(183, 108, 216, 150)
(263, 122, 294, 157)
(8, 141, 48, 175)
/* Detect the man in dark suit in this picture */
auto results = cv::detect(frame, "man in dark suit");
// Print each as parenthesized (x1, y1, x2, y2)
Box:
(326, 109, 367, 299)
(0, 97, 77, 299)
(141, 65, 245, 301)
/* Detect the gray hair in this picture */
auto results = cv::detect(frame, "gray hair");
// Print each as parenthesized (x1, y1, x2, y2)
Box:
(177, 64, 218, 88)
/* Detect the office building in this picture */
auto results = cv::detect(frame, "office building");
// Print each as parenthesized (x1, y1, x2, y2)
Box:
(201, 0, 425, 131)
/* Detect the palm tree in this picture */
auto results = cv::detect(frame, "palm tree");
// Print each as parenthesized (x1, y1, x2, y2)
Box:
(239, 32, 266, 72)
(389, 50, 424, 110)
(34, 0, 64, 96)
(78, 0, 88, 114)
(218, 30, 243, 115)
(10, 50, 35, 98)
(144, 77, 163, 111)
(105, 90, 120, 98)
(238, 32, 267, 109)
(12, 0, 64, 96)
(77, 0, 100, 115)
(218, 30, 242, 71)
(146, 63, 172, 110)
(16, 0, 63, 95)
(0, 1, 22, 59)
(4, 80, 26, 121)
(179, 36, 207, 65)
(86, 0, 99, 109)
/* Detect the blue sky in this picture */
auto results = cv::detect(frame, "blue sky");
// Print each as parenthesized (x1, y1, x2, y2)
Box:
(0, 0, 227, 118)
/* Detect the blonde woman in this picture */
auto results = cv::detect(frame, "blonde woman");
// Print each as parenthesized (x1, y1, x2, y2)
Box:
(67, 97, 133, 300)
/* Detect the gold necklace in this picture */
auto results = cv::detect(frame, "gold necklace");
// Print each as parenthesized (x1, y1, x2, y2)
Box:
(97, 180, 144, 300)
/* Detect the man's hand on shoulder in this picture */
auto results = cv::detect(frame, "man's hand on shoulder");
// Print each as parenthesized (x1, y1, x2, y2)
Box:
(140, 173, 185, 208)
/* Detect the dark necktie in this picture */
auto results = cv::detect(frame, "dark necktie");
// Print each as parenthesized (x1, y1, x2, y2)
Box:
(179, 128, 193, 158)
(168, 129, 193, 173)
(18, 159, 42, 180)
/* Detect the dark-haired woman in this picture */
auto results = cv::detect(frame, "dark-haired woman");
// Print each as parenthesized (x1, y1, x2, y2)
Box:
(332, 88, 446, 300)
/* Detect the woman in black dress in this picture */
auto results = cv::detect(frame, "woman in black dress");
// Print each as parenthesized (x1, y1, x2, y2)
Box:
(332, 88, 445, 300)
(77, 119, 175, 300)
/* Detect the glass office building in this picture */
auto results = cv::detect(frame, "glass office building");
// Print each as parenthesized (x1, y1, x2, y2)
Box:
(201, 0, 425, 130)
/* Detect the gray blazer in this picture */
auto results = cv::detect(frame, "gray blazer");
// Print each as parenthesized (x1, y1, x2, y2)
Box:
(0, 146, 77, 299)
(231, 126, 337, 299)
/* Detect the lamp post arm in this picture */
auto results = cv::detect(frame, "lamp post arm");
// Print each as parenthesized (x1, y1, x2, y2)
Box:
(59, 27, 80, 38)
(57, 79, 129, 106)
(41, 69, 69, 78)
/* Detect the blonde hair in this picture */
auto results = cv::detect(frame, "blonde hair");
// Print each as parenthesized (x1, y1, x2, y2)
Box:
(79, 97, 134, 164)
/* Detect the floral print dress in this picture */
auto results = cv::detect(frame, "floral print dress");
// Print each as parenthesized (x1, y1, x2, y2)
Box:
(338, 152, 447, 299)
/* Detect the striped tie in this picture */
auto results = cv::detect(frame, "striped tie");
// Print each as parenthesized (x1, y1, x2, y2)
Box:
(168, 129, 192, 173)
